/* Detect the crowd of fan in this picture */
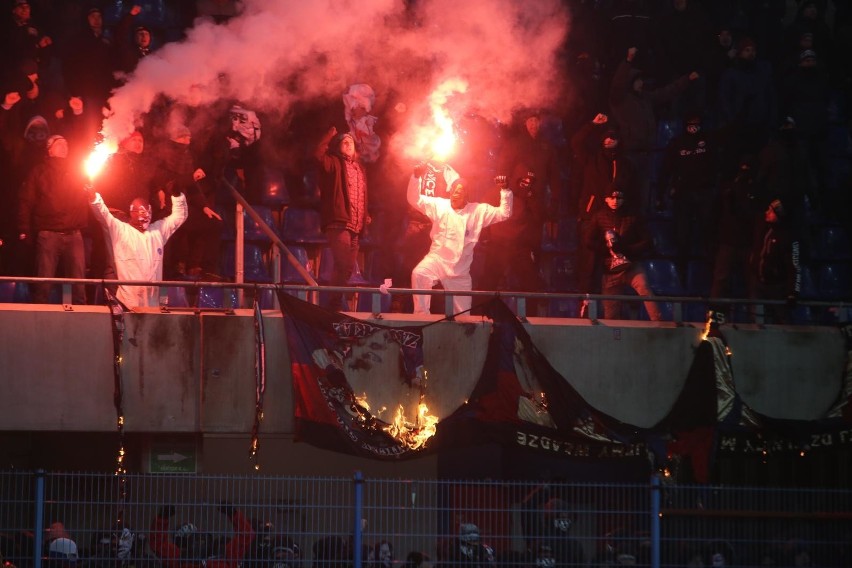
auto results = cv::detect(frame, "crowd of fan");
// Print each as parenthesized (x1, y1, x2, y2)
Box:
(1, 0, 850, 320)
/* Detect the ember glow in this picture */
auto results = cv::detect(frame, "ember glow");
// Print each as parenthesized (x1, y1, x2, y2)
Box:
(383, 403, 439, 450)
(407, 77, 468, 162)
(84, 140, 118, 182)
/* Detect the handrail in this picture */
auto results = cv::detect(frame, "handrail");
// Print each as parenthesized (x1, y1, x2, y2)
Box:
(221, 176, 318, 287)
(1, 276, 848, 324)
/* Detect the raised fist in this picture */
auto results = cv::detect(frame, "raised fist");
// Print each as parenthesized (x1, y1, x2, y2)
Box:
(592, 113, 608, 125)
(413, 162, 426, 178)
(495, 175, 508, 189)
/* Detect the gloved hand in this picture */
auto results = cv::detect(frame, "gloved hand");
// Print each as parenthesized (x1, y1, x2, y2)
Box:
(218, 500, 236, 519)
(495, 175, 508, 190)
(166, 180, 181, 197)
(158, 505, 176, 518)
(413, 162, 425, 178)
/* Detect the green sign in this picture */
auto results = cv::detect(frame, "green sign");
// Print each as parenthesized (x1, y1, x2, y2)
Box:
(149, 444, 197, 474)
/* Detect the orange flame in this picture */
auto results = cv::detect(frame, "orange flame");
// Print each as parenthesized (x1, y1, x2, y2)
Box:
(383, 403, 439, 450)
(84, 140, 118, 181)
(407, 77, 468, 162)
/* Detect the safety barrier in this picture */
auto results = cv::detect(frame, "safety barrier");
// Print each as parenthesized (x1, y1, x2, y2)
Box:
(0, 276, 849, 326)
(1, 472, 851, 568)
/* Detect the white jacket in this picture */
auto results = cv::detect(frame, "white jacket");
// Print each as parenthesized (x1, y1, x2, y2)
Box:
(407, 175, 512, 277)
(90, 192, 188, 308)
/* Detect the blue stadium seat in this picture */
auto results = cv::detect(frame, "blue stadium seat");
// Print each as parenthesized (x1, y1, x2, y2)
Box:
(641, 259, 685, 296)
(547, 254, 577, 292)
(355, 290, 392, 313)
(818, 262, 851, 300)
(163, 286, 190, 308)
(244, 205, 279, 242)
(541, 219, 578, 253)
(810, 225, 851, 262)
(686, 260, 712, 297)
(647, 219, 678, 258)
(547, 297, 580, 318)
(0, 282, 16, 302)
(221, 243, 272, 282)
(197, 287, 238, 309)
(281, 245, 315, 284)
(281, 207, 326, 246)
(799, 264, 820, 300)
(260, 166, 290, 208)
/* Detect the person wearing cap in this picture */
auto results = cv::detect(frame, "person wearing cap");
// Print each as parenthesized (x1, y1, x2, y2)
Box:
(437, 523, 494, 568)
(570, 113, 636, 298)
(660, 111, 721, 282)
(88, 175, 188, 309)
(16, 134, 88, 304)
(584, 188, 662, 321)
(1, 0, 53, 74)
(115, 4, 151, 74)
(407, 169, 512, 316)
(748, 198, 801, 324)
(314, 125, 370, 311)
(61, 6, 117, 111)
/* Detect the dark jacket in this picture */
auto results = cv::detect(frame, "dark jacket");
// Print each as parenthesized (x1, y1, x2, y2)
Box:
(609, 59, 690, 151)
(18, 157, 89, 235)
(750, 219, 801, 298)
(570, 121, 635, 218)
(586, 205, 653, 272)
(314, 130, 368, 233)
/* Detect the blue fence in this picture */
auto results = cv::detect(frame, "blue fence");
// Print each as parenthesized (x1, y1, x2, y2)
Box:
(1, 472, 850, 568)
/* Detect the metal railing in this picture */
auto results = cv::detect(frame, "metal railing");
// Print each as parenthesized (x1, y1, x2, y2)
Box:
(1, 472, 851, 568)
(0, 275, 849, 326)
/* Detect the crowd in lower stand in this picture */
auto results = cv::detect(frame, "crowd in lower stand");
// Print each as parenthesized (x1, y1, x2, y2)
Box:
(1, 0, 850, 322)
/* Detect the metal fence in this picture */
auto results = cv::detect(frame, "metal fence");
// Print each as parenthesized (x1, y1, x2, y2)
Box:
(1, 472, 851, 568)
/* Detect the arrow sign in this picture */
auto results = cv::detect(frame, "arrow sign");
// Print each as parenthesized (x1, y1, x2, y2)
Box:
(150, 445, 197, 474)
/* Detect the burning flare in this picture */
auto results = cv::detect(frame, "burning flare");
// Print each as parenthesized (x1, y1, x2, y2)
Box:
(84, 140, 118, 182)
(407, 77, 468, 162)
(383, 403, 439, 450)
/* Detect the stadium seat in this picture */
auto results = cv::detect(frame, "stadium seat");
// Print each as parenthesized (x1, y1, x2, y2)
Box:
(162, 286, 190, 308)
(810, 225, 851, 262)
(197, 287, 238, 309)
(0, 282, 16, 302)
(260, 166, 290, 208)
(547, 254, 577, 292)
(541, 219, 578, 253)
(547, 297, 580, 318)
(281, 207, 327, 246)
(818, 262, 852, 300)
(799, 264, 820, 300)
(686, 260, 712, 297)
(647, 219, 678, 258)
(355, 290, 392, 313)
(281, 245, 315, 284)
(244, 205, 279, 242)
(641, 259, 684, 296)
(221, 242, 272, 282)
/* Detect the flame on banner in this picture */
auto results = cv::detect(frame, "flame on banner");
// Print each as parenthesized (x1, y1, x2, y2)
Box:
(384, 403, 439, 450)
(407, 77, 468, 162)
(84, 140, 118, 181)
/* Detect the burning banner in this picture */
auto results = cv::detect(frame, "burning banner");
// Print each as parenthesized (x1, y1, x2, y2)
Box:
(279, 292, 435, 459)
(279, 292, 653, 464)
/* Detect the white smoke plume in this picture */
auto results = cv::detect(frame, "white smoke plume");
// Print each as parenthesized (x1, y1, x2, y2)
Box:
(102, 0, 571, 154)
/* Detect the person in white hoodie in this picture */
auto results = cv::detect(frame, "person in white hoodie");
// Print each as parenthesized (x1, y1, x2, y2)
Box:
(407, 167, 512, 315)
(89, 186, 187, 308)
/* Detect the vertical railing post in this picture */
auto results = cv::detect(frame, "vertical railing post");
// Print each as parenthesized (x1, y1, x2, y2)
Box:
(34, 470, 45, 568)
(353, 471, 364, 568)
(650, 474, 661, 568)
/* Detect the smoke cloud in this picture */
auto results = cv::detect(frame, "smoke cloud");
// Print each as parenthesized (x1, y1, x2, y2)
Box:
(102, 0, 572, 157)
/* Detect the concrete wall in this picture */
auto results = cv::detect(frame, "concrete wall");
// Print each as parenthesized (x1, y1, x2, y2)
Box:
(0, 305, 846, 473)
